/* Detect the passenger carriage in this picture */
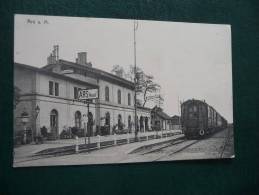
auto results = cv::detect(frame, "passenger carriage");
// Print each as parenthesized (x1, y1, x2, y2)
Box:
(181, 99, 227, 139)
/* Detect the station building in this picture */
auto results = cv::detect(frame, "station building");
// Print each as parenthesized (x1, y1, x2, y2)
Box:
(170, 115, 181, 130)
(151, 106, 172, 130)
(14, 51, 151, 139)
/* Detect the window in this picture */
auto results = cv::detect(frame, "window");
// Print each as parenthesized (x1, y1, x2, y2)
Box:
(105, 112, 110, 126)
(74, 87, 82, 99)
(49, 81, 53, 95)
(74, 87, 78, 99)
(49, 81, 59, 96)
(188, 104, 198, 118)
(55, 82, 59, 96)
(118, 114, 122, 130)
(50, 109, 58, 137)
(128, 115, 131, 129)
(117, 89, 121, 104)
(128, 93, 131, 106)
(105, 86, 109, 102)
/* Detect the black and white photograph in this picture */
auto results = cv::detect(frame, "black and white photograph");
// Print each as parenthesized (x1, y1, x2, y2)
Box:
(13, 14, 234, 167)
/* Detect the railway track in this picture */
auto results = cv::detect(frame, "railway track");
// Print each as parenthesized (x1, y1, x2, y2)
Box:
(141, 138, 186, 155)
(151, 139, 200, 161)
(131, 136, 201, 161)
(219, 127, 232, 158)
(131, 128, 232, 162)
(153, 128, 232, 161)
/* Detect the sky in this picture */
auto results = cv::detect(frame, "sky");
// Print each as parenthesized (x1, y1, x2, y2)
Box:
(14, 14, 233, 122)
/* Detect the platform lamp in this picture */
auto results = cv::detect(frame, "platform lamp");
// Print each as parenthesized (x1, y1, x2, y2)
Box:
(35, 105, 40, 117)
(21, 110, 29, 144)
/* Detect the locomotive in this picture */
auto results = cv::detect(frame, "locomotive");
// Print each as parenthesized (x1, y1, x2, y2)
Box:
(181, 99, 227, 138)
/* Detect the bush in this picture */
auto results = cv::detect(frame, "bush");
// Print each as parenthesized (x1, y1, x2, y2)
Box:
(77, 128, 85, 137)
(40, 126, 48, 137)
(60, 129, 71, 139)
(71, 127, 79, 136)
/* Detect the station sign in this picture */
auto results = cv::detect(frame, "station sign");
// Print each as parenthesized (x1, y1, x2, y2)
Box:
(78, 88, 99, 100)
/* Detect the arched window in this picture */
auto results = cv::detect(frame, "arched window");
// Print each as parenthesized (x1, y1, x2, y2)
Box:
(117, 89, 121, 104)
(128, 115, 131, 129)
(105, 112, 110, 126)
(50, 109, 58, 139)
(118, 114, 122, 130)
(128, 93, 131, 106)
(105, 86, 109, 102)
(75, 111, 82, 128)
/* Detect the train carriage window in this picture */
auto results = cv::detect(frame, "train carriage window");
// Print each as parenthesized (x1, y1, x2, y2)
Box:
(182, 105, 187, 119)
(188, 104, 199, 117)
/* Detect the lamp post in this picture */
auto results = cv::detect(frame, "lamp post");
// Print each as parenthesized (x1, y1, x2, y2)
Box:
(21, 111, 29, 144)
(134, 20, 139, 141)
(35, 105, 40, 117)
(34, 105, 40, 142)
(83, 114, 87, 144)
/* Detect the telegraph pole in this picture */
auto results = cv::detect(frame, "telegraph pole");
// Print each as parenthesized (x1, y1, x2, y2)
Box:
(177, 96, 180, 116)
(134, 20, 138, 141)
(178, 96, 182, 130)
(87, 101, 90, 147)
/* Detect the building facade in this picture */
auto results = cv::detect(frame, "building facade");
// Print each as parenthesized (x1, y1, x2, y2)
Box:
(151, 106, 172, 131)
(170, 115, 181, 130)
(14, 53, 151, 139)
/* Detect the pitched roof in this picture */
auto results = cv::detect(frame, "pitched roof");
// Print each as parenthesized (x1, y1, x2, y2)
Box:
(152, 106, 171, 120)
(42, 59, 135, 90)
(14, 62, 99, 88)
(171, 115, 180, 119)
(137, 106, 152, 111)
(156, 111, 171, 120)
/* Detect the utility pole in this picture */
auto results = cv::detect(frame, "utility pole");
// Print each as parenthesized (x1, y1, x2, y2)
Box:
(134, 20, 138, 141)
(158, 88, 161, 108)
(87, 101, 90, 147)
(178, 96, 181, 130)
(178, 96, 180, 117)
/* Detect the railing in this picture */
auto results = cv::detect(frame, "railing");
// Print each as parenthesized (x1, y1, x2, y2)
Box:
(35, 130, 183, 156)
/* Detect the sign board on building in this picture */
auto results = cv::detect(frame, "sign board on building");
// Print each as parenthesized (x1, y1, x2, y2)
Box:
(78, 89, 99, 100)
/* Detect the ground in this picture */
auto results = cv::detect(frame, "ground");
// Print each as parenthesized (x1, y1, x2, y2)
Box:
(13, 128, 234, 167)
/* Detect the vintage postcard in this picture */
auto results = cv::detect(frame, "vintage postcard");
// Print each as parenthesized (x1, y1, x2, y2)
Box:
(13, 14, 234, 167)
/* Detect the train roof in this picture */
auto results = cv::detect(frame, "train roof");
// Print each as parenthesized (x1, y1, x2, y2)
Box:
(181, 99, 208, 106)
(181, 99, 227, 122)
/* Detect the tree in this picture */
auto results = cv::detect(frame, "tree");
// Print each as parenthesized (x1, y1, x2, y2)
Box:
(14, 86, 21, 109)
(110, 65, 164, 108)
(111, 65, 125, 78)
(137, 74, 163, 107)
(125, 65, 143, 82)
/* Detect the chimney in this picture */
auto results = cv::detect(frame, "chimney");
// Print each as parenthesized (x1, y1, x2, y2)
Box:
(76, 52, 87, 65)
(54, 45, 59, 61)
(47, 53, 56, 64)
(47, 45, 59, 65)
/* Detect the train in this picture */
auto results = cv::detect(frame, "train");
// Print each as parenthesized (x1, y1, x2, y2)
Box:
(181, 99, 228, 138)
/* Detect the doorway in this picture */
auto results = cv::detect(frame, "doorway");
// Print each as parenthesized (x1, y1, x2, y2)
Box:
(50, 109, 58, 139)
